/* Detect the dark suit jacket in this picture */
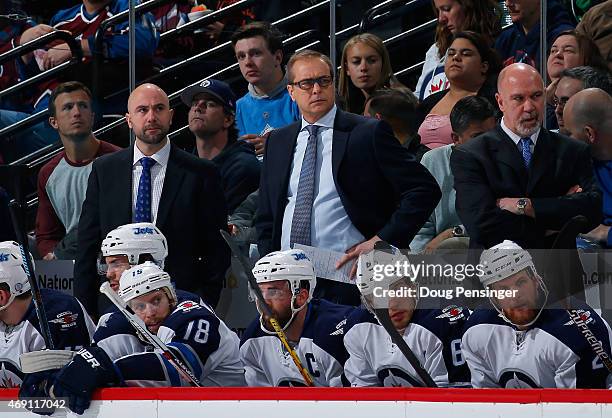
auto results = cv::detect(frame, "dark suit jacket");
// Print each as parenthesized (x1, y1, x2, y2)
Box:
(256, 109, 441, 256)
(74, 143, 230, 316)
(450, 125, 602, 249)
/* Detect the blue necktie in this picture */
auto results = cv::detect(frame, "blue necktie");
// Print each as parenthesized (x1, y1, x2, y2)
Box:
(290, 125, 320, 246)
(520, 137, 532, 169)
(135, 157, 155, 222)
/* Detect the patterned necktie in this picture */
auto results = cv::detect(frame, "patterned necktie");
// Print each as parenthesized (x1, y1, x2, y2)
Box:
(520, 137, 533, 169)
(135, 157, 155, 222)
(290, 125, 320, 247)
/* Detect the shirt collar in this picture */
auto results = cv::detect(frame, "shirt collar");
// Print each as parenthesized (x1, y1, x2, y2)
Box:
(500, 117, 540, 147)
(133, 138, 171, 167)
(300, 104, 336, 131)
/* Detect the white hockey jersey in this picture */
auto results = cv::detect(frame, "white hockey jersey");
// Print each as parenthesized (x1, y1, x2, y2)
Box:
(240, 299, 355, 387)
(0, 288, 95, 388)
(462, 298, 612, 388)
(94, 299, 245, 387)
(343, 306, 470, 387)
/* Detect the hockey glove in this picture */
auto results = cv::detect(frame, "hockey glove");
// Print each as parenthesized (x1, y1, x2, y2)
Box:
(18, 370, 58, 415)
(51, 346, 123, 415)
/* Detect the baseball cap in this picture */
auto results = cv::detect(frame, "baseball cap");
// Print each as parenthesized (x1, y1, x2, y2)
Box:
(180, 79, 236, 113)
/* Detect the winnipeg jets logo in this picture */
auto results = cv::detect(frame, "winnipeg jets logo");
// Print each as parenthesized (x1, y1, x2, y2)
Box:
(436, 305, 465, 323)
(0, 362, 22, 388)
(564, 310, 594, 326)
(50, 311, 79, 330)
(329, 318, 347, 336)
(499, 370, 540, 388)
(0, 253, 9, 262)
(177, 301, 201, 313)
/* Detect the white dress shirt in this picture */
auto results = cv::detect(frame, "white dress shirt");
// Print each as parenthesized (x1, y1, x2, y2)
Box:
(500, 117, 540, 153)
(281, 105, 364, 252)
(132, 139, 171, 223)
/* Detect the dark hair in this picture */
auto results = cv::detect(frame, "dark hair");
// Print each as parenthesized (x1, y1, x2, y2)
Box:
(366, 89, 419, 136)
(552, 30, 608, 72)
(451, 31, 502, 77)
(230, 22, 284, 55)
(0, 283, 30, 301)
(286, 50, 334, 83)
(560, 66, 612, 95)
(450, 95, 496, 134)
(48, 81, 93, 117)
(433, 0, 502, 59)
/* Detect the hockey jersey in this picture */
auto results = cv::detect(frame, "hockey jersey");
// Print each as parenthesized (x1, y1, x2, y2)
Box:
(343, 305, 470, 387)
(94, 298, 244, 387)
(462, 299, 612, 388)
(240, 299, 355, 387)
(0, 288, 95, 388)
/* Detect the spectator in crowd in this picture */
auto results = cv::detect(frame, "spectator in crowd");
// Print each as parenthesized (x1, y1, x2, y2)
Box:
(75, 83, 230, 318)
(495, 0, 574, 69)
(1, 0, 159, 161)
(363, 89, 428, 160)
(181, 79, 260, 212)
(36, 82, 120, 261)
(415, 0, 501, 101)
(0, 241, 95, 390)
(564, 88, 612, 246)
(576, 0, 612, 72)
(462, 241, 612, 389)
(552, 66, 612, 134)
(417, 31, 500, 149)
(241, 249, 355, 386)
(450, 63, 602, 250)
(231, 22, 300, 158)
(338, 33, 399, 115)
(545, 30, 607, 129)
(411, 96, 497, 253)
(256, 50, 441, 305)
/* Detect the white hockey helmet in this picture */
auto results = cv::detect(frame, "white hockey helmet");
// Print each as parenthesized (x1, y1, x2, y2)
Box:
(251, 249, 316, 333)
(100, 223, 168, 269)
(479, 240, 548, 326)
(356, 246, 416, 309)
(118, 262, 177, 306)
(0, 241, 32, 311)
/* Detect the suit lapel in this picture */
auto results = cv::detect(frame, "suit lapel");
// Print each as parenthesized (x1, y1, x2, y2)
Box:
(332, 110, 350, 182)
(277, 122, 301, 196)
(156, 144, 185, 228)
(118, 147, 134, 221)
(490, 125, 528, 190)
(527, 129, 555, 194)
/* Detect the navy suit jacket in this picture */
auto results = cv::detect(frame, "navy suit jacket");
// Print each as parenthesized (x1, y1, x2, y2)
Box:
(74, 143, 230, 316)
(450, 125, 602, 249)
(256, 109, 441, 256)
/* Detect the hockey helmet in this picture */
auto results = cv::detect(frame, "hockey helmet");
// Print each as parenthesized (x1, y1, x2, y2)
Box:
(119, 262, 177, 306)
(0, 241, 32, 311)
(100, 223, 168, 270)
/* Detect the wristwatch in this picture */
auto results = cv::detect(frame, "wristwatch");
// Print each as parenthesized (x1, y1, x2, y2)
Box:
(516, 198, 528, 215)
(452, 225, 466, 237)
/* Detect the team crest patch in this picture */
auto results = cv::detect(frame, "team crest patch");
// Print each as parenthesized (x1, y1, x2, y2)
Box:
(50, 311, 79, 330)
(564, 309, 594, 326)
(177, 301, 201, 313)
(436, 305, 465, 323)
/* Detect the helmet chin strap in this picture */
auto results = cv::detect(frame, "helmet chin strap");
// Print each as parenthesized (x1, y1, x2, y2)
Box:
(490, 274, 549, 329)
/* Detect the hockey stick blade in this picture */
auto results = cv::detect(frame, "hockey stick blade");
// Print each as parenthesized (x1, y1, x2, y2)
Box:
(8, 199, 55, 350)
(373, 307, 438, 387)
(99, 282, 201, 387)
(220, 230, 315, 386)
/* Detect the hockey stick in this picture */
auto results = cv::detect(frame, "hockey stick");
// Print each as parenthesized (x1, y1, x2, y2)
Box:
(220, 230, 315, 386)
(8, 200, 55, 349)
(99, 282, 201, 387)
(365, 242, 438, 387)
(551, 215, 612, 374)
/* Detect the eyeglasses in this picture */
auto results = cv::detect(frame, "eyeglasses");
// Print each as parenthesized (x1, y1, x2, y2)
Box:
(191, 99, 221, 110)
(552, 96, 570, 109)
(97, 255, 131, 275)
(290, 76, 333, 91)
(258, 287, 290, 300)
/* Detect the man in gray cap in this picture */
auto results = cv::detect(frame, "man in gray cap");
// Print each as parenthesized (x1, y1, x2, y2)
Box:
(181, 79, 261, 212)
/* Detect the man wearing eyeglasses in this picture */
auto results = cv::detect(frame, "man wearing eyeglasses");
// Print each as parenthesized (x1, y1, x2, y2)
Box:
(181, 79, 261, 213)
(256, 50, 441, 306)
